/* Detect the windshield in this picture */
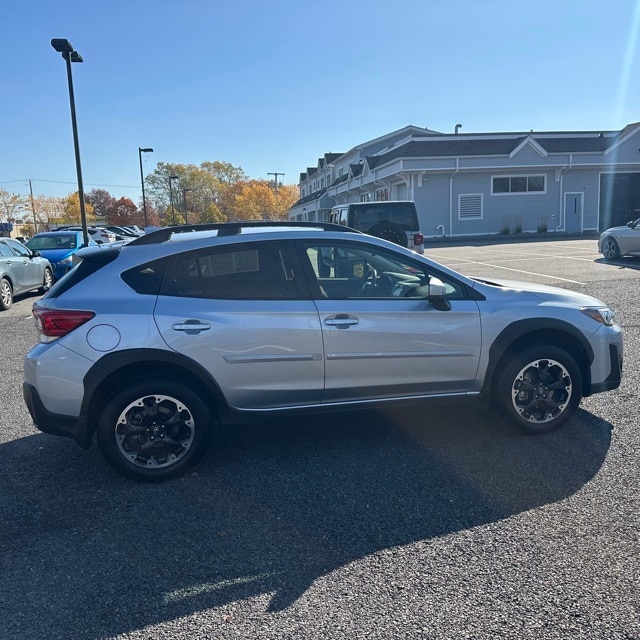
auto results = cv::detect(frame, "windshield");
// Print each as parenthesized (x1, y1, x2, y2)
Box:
(28, 235, 77, 250)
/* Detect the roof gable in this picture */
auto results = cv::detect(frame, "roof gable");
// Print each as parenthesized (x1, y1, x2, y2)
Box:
(509, 136, 548, 158)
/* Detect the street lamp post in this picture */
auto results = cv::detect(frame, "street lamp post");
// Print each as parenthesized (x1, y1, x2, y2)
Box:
(138, 147, 153, 228)
(168, 176, 179, 225)
(182, 188, 192, 225)
(51, 38, 89, 247)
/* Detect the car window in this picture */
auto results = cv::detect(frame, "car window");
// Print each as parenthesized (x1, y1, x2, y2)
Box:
(6, 238, 31, 257)
(302, 240, 464, 300)
(161, 241, 300, 300)
(0, 241, 12, 258)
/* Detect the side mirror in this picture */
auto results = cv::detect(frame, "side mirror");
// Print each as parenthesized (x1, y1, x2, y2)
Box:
(428, 277, 451, 311)
(627, 220, 635, 228)
(31, 250, 41, 257)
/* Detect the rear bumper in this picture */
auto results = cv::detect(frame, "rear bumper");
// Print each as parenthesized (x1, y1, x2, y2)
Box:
(23, 382, 91, 449)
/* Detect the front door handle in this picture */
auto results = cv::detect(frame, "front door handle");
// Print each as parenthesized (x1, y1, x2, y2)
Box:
(172, 320, 212, 334)
(324, 314, 359, 327)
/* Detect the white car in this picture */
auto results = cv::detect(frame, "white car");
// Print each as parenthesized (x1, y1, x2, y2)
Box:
(598, 217, 640, 260)
(60, 226, 117, 244)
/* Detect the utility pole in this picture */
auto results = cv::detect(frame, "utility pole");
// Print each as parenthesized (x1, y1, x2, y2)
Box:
(28, 179, 37, 234)
(268, 172, 284, 215)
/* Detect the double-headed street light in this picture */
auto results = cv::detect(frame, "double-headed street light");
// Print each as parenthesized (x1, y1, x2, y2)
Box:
(168, 175, 179, 225)
(51, 38, 89, 246)
(138, 147, 153, 228)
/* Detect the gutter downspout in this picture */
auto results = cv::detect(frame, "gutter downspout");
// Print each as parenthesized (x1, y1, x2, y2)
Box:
(449, 158, 459, 237)
(557, 154, 573, 231)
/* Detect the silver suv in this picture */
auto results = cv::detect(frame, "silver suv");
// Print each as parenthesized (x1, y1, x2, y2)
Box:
(23, 222, 623, 481)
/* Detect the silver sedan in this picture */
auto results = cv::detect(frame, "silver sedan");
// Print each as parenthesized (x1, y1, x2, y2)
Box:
(599, 217, 640, 260)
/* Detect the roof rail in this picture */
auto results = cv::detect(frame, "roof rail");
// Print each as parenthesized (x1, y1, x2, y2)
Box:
(128, 220, 361, 245)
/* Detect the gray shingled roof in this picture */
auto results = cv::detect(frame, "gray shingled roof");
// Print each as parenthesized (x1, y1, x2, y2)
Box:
(367, 134, 616, 169)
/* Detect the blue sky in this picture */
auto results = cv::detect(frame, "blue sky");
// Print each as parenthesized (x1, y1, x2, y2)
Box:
(2, 0, 640, 203)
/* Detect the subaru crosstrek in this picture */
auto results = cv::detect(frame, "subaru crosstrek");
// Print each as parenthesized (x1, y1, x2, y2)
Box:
(23, 222, 623, 481)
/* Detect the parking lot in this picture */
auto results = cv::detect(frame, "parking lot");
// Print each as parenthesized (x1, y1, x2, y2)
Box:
(1, 237, 638, 640)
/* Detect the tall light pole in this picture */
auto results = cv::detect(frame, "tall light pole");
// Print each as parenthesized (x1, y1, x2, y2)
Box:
(168, 175, 178, 225)
(138, 147, 153, 228)
(182, 188, 192, 225)
(51, 38, 89, 247)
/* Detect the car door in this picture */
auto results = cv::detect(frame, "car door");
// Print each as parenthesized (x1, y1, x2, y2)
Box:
(6, 239, 43, 290)
(299, 239, 482, 403)
(153, 240, 325, 410)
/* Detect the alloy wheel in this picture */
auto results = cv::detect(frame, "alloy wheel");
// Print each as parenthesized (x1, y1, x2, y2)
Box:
(510, 358, 572, 424)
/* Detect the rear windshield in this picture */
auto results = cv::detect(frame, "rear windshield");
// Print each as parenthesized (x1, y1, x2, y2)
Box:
(349, 203, 418, 231)
(42, 248, 119, 299)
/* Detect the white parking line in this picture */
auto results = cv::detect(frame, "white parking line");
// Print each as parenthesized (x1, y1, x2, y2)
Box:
(440, 256, 586, 284)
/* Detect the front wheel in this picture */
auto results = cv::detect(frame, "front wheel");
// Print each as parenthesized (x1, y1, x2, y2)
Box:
(0, 277, 13, 310)
(40, 268, 54, 293)
(494, 346, 582, 434)
(601, 237, 620, 260)
(97, 379, 214, 481)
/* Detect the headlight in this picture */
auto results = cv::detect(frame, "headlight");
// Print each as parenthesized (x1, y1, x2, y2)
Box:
(581, 307, 616, 326)
(58, 256, 73, 265)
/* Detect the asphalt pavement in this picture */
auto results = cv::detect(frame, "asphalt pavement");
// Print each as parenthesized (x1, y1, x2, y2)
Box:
(1, 238, 638, 640)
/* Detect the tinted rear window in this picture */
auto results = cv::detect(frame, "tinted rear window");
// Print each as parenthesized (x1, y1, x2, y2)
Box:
(121, 257, 167, 295)
(349, 203, 419, 231)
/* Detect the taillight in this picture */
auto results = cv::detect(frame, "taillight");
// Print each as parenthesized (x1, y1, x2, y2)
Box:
(413, 233, 424, 246)
(33, 308, 95, 342)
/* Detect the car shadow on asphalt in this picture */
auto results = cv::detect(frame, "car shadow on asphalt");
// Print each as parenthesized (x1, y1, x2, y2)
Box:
(594, 256, 640, 270)
(1, 403, 612, 639)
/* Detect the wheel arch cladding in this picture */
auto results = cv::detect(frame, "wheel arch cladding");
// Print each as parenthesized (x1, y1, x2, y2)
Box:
(484, 319, 593, 397)
(82, 349, 224, 438)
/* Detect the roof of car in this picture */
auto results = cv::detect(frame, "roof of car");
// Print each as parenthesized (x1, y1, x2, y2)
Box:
(128, 220, 362, 246)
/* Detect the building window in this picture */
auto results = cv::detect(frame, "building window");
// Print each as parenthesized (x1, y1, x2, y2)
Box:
(360, 193, 371, 202)
(459, 194, 483, 219)
(492, 175, 546, 194)
(375, 189, 389, 201)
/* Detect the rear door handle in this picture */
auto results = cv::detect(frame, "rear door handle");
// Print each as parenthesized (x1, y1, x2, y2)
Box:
(172, 320, 212, 333)
(324, 314, 359, 327)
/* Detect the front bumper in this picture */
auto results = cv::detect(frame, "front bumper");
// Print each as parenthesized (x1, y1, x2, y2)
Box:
(23, 382, 92, 449)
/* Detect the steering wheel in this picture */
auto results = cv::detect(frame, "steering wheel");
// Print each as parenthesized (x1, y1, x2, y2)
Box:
(355, 265, 378, 297)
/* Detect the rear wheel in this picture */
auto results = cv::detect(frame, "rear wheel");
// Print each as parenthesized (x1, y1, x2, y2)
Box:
(494, 345, 582, 434)
(601, 237, 620, 260)
(0, 277, 13, 310)
(97, 379, 214, 481)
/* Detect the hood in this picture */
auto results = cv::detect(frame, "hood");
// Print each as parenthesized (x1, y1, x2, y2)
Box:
(601, 225, 630, 235)
(471, 277, 608, 307)
(34, 248, 75, 263)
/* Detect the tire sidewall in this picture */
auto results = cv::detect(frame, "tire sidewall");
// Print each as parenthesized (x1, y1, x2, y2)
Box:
(97, 379, 213, 481)
(494, 345, 582, 434)
(0, 278, 13, 310)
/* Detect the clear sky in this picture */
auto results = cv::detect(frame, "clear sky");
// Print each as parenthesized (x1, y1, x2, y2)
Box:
(2, 0, 640, 204)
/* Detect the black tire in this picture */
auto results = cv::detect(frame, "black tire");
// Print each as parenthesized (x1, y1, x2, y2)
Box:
(0, 277, 13, 310)
(368, 222, 408, 248)
(40, 268, 54, 293)
(97, 379, 214, 481)
(601, 237, 620, 260)
(494, 345, 582, 434)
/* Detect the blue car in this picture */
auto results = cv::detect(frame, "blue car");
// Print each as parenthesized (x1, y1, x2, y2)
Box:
(26, 231, 97, 280)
